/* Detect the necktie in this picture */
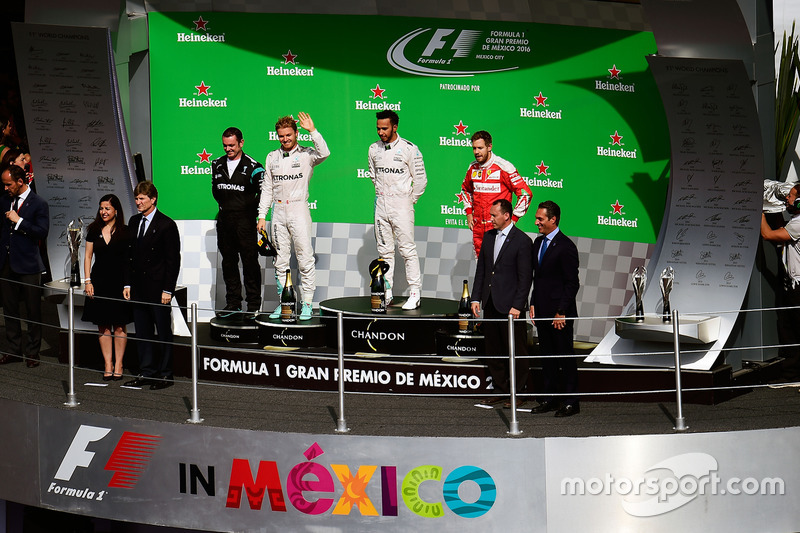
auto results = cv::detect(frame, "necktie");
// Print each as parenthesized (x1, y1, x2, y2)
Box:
(539, 237, 549, 264)
(12, 197, 19, 213)
(493, 230, 505, 263)
(138, 216, 147, 239)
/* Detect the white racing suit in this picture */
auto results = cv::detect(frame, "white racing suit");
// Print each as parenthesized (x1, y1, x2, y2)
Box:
(368, 136, 427, 291)
(257, 130, 329, 304)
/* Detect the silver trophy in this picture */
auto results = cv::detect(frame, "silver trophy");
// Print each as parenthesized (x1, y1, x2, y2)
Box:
(632, 266, 647, 322)
(660, 266, 674, 322)
(67, 219, 83, 287)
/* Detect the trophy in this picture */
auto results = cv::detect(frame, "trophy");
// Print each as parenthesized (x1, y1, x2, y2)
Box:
(67, 219, 83, 287)
(660, 266, 674, 322)
(632, 266, 646, 322)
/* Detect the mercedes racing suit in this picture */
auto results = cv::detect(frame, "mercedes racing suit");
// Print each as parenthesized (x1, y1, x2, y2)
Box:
(211, 152, 265, 311)
(460, 153, 532, 257)
(368, 136, 427, 291)
(257, 130, 330, 304)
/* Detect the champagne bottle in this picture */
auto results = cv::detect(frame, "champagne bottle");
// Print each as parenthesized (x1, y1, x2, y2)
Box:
(280, 270, 296, 323)
(370, 269, 386, 314)
(458, 279, 471, 333)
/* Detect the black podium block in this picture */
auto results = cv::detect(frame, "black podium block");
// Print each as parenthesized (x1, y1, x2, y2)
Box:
(209, 315, 259, 344)
(319, 296, 458, 355)
(256, 315, 327, 347)
(435, 331, 485, 359)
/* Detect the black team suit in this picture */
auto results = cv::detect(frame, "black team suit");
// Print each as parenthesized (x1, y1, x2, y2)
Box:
(211, 153, 265, 313)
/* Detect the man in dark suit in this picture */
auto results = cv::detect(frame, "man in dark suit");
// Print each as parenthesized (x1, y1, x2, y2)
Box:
(123, 182, 181, 390)
(0, 164, 49, 367)
(471, 198, 532, 407)
(529, 200, 581, 417)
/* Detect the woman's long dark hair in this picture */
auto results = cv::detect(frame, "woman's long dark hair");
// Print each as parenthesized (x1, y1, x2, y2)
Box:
(86, 194, 126, 238)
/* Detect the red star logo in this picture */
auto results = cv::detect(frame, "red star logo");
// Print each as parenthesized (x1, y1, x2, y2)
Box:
(536, 161, 549, 175)
(608, 64, 621, 79)
(456, 191, 469, 204)
(282, 50, 297, 65)
(197, 149, 212, 163)
(454, 120, 468, 135)
(371, 84, 386, 99)
(610, 130, 623, 145)
(534, 92, 548, 106)
(195, 81, 210, 96)
(611, 200, 624, 214)
(193, 16, 209, 31)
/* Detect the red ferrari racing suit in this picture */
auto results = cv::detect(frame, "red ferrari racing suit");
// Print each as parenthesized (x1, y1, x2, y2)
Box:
(460, 153, 532, 257)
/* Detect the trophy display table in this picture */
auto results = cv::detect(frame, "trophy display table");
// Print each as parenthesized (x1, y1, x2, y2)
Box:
(319, 296, 458, 355)
(615, 315, 720, 344)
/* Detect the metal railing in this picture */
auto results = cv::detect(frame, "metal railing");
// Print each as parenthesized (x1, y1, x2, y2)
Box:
(2, 276, 797, 436)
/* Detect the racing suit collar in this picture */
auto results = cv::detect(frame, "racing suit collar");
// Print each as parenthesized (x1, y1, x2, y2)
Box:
(382, 136, 401, 151)
(479, 152, 496, 169)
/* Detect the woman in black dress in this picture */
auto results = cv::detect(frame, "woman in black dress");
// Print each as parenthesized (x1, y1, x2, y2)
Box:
(82, 194, 132, 380)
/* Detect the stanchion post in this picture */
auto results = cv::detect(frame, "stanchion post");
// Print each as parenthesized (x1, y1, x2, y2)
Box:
(507, 314, 522, 436)
(335, 311, 350, 433)
(672, 308, 688, 431)
(187, 303, 203, 424)
(64, 286, 79, 407)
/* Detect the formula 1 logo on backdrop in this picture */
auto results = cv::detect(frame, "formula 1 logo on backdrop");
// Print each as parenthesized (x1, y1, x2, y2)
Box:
(48, 425, 161, 500)
(388, 27, 529, 77)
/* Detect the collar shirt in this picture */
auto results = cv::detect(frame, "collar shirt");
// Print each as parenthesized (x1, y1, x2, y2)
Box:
(368, 136, 427, 202)
(257, 130, 330, 219)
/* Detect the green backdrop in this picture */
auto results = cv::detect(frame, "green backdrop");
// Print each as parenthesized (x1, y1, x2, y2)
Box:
(149, 12, 669, 242)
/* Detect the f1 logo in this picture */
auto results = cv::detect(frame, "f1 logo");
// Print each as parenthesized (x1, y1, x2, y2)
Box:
(54, 424, 162, 488)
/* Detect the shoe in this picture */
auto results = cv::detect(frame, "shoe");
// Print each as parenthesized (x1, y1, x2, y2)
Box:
(269, 303, 282, 319)
(479, 396, 505, 406)
(299, 302, 313, 321)
(531, 401, 558, 414)
(25, 355, 40, 368)
(401, 289, 421, 310)
(123, 376, 151, 388)
(503, 398, 525, 409)
(112, 373, 123, 381)
(0, 355, 10, 364)
(554, 404, 580, 417)
(150, 378, 174, 390)
(102, 374, 113, 381)
(385, 287, 393, 305)
(216, 304, 241, 318)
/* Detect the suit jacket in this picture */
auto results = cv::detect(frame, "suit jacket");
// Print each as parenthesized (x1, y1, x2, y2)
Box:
(0, 190, 49, 275)
(126, 209, 181, 303)
(531, 230, 579, 318)
(472, 223, 533, 314)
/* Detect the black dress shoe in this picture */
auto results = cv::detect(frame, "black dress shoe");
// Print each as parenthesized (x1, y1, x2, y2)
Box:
(123, 376, 151, 388)
(25, 355, 40, 368)
(554, 404, 580, 417)
(530, 401, 557, 414)
(150, 378, 174, 390)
